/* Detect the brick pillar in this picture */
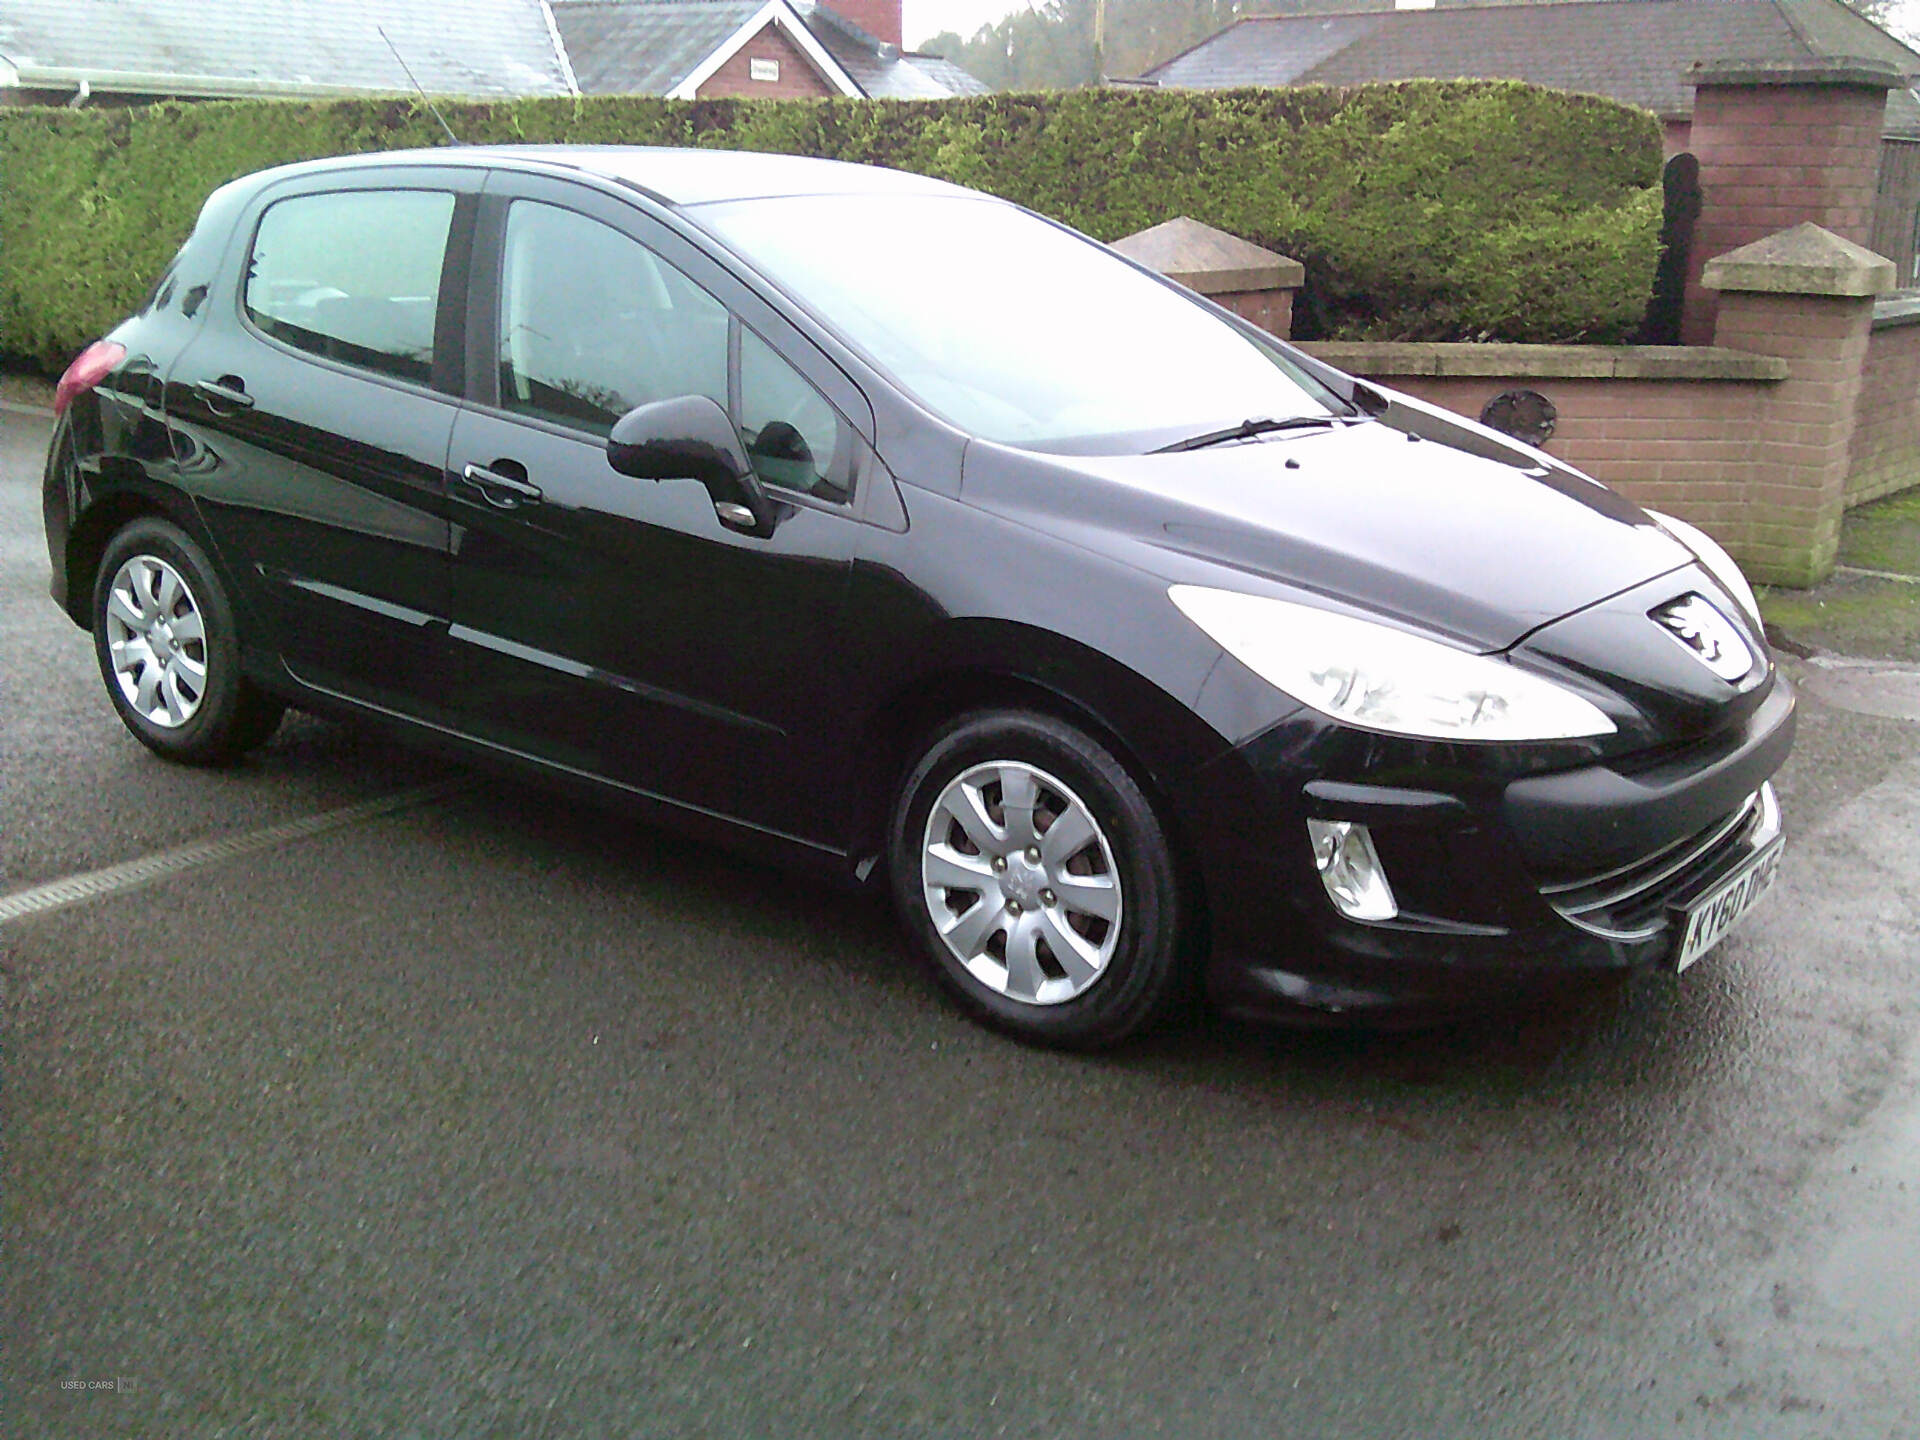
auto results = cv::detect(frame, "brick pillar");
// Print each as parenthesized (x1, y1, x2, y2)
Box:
(1679, 59, 1900, 346)
(1703, 224, 1895, 586)
(1109, 216, 1305, 338)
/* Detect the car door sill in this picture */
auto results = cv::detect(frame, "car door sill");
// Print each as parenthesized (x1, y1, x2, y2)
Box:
(281, 664, 848, 863)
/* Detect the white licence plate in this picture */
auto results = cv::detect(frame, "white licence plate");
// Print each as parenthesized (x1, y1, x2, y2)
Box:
(1671, 837, 1785, 973)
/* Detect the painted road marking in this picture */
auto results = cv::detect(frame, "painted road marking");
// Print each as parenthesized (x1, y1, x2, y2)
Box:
(0, 782, 464, 926)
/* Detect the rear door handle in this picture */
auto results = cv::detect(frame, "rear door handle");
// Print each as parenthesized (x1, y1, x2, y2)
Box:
(460, 462, 543, 508)
(195, 377, 254, 411)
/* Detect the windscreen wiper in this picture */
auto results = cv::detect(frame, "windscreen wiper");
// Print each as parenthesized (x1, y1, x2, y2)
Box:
(1152, 414, 1352, 454)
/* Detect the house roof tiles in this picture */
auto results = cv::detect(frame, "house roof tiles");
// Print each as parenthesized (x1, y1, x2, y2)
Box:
(0, 0, 983, 102)
(554, 0, 761, 95)
(0, 0, 575, 97)
(801, 3, 989, 97)
(899, 52, 990, 97)
(1147, 0, 1920, 132)
(551, 0, 985, 97)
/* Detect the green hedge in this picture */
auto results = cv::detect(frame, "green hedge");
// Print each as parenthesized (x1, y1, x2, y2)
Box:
(0, 81, 1661, 371)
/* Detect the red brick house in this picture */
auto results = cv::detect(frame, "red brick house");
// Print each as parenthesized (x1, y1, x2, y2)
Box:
(0, 0, 982, 107)
(553, 0, 986, 100)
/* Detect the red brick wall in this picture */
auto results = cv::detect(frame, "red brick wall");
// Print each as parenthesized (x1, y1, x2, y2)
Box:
(1681, 81, 1890, 343)
(1356, 299, 1879, 582)
(697, 23, 837, 99)
(1294, 303, 1915, 583)
(1847, 313, 1920, 506)
(1356, 375, 1772, 539)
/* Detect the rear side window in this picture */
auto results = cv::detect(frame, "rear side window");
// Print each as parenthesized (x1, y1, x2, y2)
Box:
(245, 190, 455, 385)
(140, 249, 185, 315)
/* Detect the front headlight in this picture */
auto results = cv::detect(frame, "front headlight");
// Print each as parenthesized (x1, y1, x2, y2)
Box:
(1645, 511, 1762, 629)
(1170, 585, 1616, 741)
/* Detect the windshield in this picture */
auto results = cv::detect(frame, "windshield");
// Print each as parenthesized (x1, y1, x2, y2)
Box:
(693, 193, 1343, 449)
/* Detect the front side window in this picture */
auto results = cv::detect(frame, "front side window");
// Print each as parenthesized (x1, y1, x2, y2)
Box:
(498, 201, 728, 436)
(245, 190, 454, 385)
(740, 326, 849, 502)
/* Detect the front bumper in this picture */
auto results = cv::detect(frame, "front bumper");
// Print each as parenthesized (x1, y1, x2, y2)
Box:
(1198, 674, 1797, 1022)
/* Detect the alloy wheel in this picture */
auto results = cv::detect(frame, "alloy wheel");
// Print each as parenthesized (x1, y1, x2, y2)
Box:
(103, 554, 209, 728)
(919, 760, 1123, 1005)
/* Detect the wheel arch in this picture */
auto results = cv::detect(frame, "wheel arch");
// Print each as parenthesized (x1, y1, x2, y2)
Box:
(64, 482, 221, 629)
(848, 618, 1231, 948)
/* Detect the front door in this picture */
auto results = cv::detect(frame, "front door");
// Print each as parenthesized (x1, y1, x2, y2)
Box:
(444, 183, 865, 846)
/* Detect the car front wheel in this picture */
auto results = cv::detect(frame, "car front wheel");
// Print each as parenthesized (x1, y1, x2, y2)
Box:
(91, 518, 284, 765)
(889, 710, 1188, 1048)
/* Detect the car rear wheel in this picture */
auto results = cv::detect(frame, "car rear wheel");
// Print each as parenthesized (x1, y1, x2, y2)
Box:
(889, 710, 1187, 1048)
(92, 518, 284, 765)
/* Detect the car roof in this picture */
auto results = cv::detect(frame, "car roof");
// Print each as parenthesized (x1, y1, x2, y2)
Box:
(254, 144, 978, 208)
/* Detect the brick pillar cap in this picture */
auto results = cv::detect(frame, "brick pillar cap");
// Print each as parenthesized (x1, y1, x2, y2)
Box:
(1700, 222, 1897, 297)
(1110, 216, 1304, 295)
(1685, 56, 1905, 91)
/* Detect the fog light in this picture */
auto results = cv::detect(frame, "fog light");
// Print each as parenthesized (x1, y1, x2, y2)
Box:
(1307, 819, 1398, 922)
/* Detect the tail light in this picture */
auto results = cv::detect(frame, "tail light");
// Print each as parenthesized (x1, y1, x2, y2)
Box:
(53, 340, 127, 419)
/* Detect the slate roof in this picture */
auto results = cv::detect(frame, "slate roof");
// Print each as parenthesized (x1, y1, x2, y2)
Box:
(902, 53, 991, 97)
(800, 4, 989, 97)
(1147, 0, 1920, 132)
(555, 0, 760, 94)
(0, 0, 575, 97)
(552, 0, 986, 98)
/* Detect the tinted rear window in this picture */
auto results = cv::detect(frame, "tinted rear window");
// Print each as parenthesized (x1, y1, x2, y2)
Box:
(245, 190, 454, 385)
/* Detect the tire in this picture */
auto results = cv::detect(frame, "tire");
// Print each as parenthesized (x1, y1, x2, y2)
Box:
(91, 518, 284, 765)
(888, 709, 1187, 1049)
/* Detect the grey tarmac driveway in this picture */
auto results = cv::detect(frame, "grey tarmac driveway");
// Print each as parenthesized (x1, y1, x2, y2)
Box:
(1, 409, 465, 893)
(4, 401, 1919, 1438)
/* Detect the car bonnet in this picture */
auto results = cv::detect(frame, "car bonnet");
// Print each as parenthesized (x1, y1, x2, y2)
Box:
(958, 419, 1697, 655)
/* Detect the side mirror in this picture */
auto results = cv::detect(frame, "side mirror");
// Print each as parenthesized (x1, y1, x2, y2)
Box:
(607, 394, 778, 536)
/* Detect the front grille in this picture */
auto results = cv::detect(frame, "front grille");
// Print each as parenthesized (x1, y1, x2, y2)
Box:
(1540, 787, 1776, 943)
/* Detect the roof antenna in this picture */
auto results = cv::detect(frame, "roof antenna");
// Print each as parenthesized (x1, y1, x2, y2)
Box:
(378, 25, 462, 145)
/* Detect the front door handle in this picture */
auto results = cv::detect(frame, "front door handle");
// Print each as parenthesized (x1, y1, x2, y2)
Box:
(460, 462, 543, 509)
(195, 376, 254, 412)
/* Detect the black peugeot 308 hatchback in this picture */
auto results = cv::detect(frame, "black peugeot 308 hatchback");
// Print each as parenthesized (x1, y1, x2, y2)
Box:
(46, 147, 1793, 1047)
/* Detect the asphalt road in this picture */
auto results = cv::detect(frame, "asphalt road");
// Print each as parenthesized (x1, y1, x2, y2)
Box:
(5, 401, 1919, 1439)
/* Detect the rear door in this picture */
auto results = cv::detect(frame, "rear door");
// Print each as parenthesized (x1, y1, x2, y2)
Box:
(443, 172, 871, 846)
(165, 166, 478, 717)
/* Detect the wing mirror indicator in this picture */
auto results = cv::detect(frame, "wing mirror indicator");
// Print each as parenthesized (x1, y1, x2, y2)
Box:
(607, 394, 780, 537)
